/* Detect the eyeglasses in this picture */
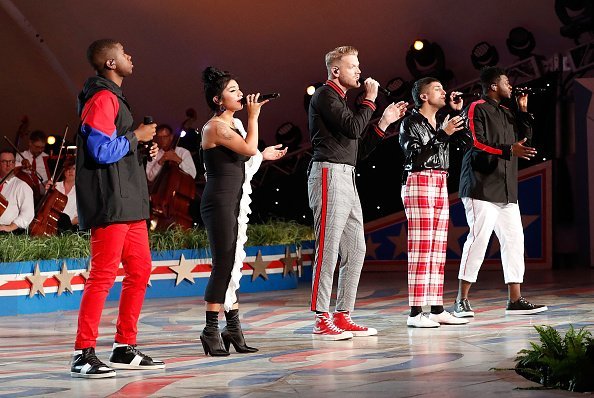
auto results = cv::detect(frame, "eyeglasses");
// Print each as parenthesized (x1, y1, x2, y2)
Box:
(0, 160, 16, 164)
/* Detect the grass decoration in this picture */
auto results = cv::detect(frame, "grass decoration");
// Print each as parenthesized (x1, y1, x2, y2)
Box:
(515, 325, 594, 392)
(0, 221, 314, 263)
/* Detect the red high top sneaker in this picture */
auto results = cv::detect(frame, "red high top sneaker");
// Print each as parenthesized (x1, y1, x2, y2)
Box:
(333, 311, 377, 336)
(312, 312, 353, 341)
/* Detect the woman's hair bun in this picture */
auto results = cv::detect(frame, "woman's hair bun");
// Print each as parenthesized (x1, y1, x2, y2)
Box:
(202, 66, 227, 84)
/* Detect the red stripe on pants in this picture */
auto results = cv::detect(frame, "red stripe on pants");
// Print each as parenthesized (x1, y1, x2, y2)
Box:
(75, 220, 152, 349)
(310, 167, 328, 311)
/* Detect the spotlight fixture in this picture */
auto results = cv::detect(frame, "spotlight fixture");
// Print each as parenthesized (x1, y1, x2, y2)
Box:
(470, 41, 499, 70)
(506, 27, 536, 59)
(303, 82, 323, 112)
(46, 135, 56, 145)
(275, 122, 302, 150)
(555, 0, 594, 40)
(406, 39, 453, 82)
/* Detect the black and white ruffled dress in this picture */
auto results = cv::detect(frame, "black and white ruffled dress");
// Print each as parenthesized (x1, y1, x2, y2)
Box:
(200, 118, 262, 311)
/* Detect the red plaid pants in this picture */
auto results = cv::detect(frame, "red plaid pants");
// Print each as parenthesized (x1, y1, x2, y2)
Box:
(401, 170, 449, 306)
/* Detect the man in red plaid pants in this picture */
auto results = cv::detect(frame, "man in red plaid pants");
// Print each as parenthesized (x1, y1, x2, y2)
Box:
(399, 77, 470, 328)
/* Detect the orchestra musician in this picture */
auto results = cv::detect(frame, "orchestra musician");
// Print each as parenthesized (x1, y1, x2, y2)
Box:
(15, 130, 50, 189)
(44, 158, 78, 232)
(0, 149, 34, 233)
(146, 124, 197, 182)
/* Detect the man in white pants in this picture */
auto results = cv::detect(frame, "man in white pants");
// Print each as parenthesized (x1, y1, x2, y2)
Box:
(454, 66, 547, 317)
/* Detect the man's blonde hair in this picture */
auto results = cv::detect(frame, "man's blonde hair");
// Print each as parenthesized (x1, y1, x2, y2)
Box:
(325, 46, 358, 76)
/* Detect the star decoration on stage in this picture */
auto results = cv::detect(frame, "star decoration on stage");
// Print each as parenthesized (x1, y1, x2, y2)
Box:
(365, 235, 381, 259)
(487, 214, 540, 258)
(387, 225, 408, 259)
(53, 262, 75, 296)
(248, 250, 269, 281)
(447, 220, 469, 257)
(26, 263, 47, 298)
(280, 246, 295, 277)
(79, 261, 91, 282)
(169, 254, 196, 286)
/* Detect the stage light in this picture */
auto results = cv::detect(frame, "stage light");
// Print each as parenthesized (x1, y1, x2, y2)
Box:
(304, 82, 323, 112)
(275, 122, 302, 150)
(406, 39, 453, 82)
(47, 136, 56, 145)
(471, 41, 499, 70)
(413, 40, 424, 51)
(506, 27, 536, 58)
(179, 130, 187, 138)
(555, 0, 594, 40)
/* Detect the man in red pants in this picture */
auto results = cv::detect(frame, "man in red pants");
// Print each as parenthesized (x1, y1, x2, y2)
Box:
(71, 39, 164, 378)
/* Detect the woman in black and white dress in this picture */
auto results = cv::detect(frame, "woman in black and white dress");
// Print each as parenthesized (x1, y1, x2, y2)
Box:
(199, 67, 287, 356)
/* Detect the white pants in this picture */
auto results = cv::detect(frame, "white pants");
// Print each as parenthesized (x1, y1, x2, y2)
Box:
(458, 198, 525, 284)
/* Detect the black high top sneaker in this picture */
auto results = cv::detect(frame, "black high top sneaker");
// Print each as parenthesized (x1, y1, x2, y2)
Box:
(70, 347, 116, 378)
(109, 343, 165, 369)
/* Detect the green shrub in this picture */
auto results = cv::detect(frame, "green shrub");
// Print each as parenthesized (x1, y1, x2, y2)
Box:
(515, 325, 594, 392)
(0, 221, 314, 263)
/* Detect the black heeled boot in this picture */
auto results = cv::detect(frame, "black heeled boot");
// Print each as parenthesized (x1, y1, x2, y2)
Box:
(199, 311, 229, 357)
(221, 309, 258, 353)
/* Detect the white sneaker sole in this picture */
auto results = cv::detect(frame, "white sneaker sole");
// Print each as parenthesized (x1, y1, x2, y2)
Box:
(453, 311, 474, 318)
(505, 306, 548, 315)
(70, 371, 116, 378)
(109, 362, 165, 370)
(350, 328, 378, 337)
(311, 332, 353, 341)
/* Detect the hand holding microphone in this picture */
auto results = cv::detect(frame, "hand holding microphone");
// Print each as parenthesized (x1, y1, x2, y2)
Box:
(135, 116, 157, 161)
(358, 77, 391, 100)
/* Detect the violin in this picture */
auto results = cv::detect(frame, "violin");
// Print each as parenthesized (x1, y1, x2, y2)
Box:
(29, 126, 69, 237)
(149, 127, 196, 231)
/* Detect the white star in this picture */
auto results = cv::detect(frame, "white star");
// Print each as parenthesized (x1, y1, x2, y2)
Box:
(26, 263, 47, 298)
(169, 254, 196, 286)
(53, 261, 75, 295)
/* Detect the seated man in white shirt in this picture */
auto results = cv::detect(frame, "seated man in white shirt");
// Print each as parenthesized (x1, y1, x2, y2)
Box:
(146, 124, 197, 182)
(15, 130, 49, 189)
(0, 149, 34, 233)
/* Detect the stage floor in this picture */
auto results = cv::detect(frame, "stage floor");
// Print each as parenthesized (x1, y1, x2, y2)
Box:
(0, 267, 592, 397)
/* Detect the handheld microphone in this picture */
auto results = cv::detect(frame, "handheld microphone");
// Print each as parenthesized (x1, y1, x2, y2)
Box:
(358, 77, 391, 97)
(512, 86, 548, 96)
(240, 93, 280, 105)
(143, 116, 154, 162)
(451, 92, 481, 102)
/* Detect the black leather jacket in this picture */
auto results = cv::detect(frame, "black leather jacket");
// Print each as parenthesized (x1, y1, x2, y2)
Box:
(399, 109, 463, 185)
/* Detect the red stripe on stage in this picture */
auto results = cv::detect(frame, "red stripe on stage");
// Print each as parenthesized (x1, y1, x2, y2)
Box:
(310, 167, 329, 311)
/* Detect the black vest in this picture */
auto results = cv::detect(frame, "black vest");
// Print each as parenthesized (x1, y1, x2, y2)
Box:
(75, 76, 149, 229)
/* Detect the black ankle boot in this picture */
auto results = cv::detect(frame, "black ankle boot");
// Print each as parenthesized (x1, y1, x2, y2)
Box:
(221, 309, 258, 353)
(200, 311, 229, 357)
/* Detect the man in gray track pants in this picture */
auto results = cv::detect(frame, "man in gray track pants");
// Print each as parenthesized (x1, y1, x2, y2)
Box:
(307, 45, 407, 340)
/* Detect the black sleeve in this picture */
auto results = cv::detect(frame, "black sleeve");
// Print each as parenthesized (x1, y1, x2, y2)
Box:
(316, 89, 375, 140)
(358, 123, 386, 161)
(515, 111, 534, 146)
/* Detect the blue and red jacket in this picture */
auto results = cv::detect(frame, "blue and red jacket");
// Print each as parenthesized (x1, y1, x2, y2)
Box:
(459, 96, 533, 203)
(75, 75, 149, 229)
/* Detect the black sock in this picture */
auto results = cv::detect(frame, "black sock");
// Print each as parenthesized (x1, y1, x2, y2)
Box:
(203, 311, 219, 335)
(315, 311, 325, 315)
(410, 306, 423, 317)
(431, 305, 444, 315)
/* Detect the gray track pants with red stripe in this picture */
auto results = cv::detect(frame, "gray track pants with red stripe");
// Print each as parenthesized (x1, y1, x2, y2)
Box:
(307, 161, 366, 312)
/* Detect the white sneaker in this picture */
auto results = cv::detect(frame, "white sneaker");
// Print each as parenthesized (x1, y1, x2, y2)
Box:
(429, 311, 470, 325)
(406, 313, 440, 328)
